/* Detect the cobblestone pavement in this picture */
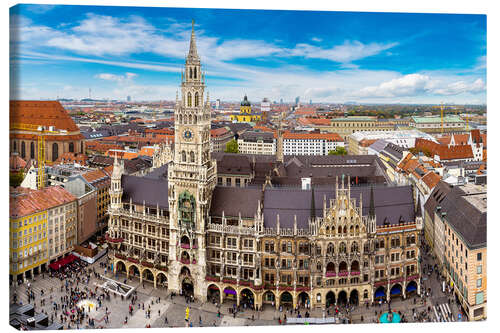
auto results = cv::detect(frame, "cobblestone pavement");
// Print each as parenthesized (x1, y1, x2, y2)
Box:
(9, 248, 464, 329)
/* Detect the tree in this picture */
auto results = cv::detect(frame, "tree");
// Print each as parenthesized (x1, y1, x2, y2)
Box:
(328, 147, 347, 156)
(10, 171, 24, 188)
(225, 139, 239, 153)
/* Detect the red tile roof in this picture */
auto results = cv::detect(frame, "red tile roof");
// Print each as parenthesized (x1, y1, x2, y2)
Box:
(10, 186, 76, 218)
(298, 117, 331, 126)
(10, 101, 80, 132)
(422, 172, 441, 190)
(10, 154, 27, 172)
(211, 127, 231, 137)
(55, 152, 88, 165)
(414, 138, 473, 160)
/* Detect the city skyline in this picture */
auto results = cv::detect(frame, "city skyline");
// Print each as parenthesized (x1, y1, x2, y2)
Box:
(10, 5, 486, 104)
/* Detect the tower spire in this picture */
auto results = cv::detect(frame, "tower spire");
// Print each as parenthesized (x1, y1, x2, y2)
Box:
(188, 19, 199, 59)
(310, 185, 316, 219)
(415, 195, 422, 218)
(369, 185, 375, 218)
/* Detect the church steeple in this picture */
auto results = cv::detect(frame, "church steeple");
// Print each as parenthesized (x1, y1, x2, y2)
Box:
(369, 185, 376, 218)
(187, 19, 199, 61)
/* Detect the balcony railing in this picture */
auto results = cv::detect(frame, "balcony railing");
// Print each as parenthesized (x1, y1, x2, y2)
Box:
(325, 271, 336, 277)
(338, 270, 349, 277)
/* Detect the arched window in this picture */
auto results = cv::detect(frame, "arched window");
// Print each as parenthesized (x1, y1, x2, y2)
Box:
(21, 141, 26, 158)
(190, 151, 195, 163)
(195, 92, 199, 107)
(187, 92, 192, 107)
(52, 143, 59, 161)
(351, 242, 358, 253)
(189, 68, 192, 79)
(181, 151, 186, 162)
(30, 142, 35, 159)
(13, 141, 17, 152)
(81, 141, 84, 153)
(327, 243, 334, 254)
(188, 114, 192, 124)
(339, 242, 346, 254)
(338, 226, 342, 234)
(194, 67, 197, 79)
(350, 225, 354, 234)
(69, 142, 74, 153)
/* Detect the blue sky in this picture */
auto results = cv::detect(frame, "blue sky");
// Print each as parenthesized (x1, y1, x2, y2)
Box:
(10, 4, 486, 104)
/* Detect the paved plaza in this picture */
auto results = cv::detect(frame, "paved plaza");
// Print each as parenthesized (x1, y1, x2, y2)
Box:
(9, 245, 464, 329)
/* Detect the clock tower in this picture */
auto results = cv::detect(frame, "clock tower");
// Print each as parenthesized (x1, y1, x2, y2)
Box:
(167, 20, 217, 301)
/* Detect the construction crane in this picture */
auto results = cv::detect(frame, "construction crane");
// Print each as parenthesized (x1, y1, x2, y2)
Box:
(11, 123, 59, 189)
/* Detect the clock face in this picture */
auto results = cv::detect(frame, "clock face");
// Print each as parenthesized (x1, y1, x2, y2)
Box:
(183, 129, 193, 140)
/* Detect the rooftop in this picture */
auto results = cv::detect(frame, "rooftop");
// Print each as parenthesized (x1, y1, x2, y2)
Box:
(411, 115, 465, 124)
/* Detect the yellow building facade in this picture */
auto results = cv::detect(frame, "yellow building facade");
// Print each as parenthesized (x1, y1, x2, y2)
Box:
(10, 211, 48, 281)
(230, 95, 261, 122)
(10, 186, 77, 283)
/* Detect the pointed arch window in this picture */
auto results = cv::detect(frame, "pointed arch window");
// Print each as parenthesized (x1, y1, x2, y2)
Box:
(339, 242, 346, 254)
(189, 68, 193, 79)
(188, 114, 192, 124)
(187, 93, 192, 107)
(52, 143, 59, 161)
(190, 151, 195, 163)
(21, 141, 26, 158)
(195, 92, 199, 107)
(181, 151, 186, 162)
(30, 142, 35, 159)
(351, 242, 358, 253)
(194, 67, 197, 79)
(69, 142, 74, 153)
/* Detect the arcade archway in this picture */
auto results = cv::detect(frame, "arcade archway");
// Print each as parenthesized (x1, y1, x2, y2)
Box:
(298, 292, 310, 308)
(406, 281, 418, 295)
(326, 291, 336, 307)
(338, 290, 347, 305)
(280, 291, 293, 308)
(222, 286, 237, 303)
(375, 286, 386, 300)
(240, 288, 255, 309)
(156, 272, 168, 289)
(207, 284, 220, 304)
(262, 291, 276, 309)
(142, 268, 154, 283)
(390, 284, 402, 298)
(182, 277, 194, 297)
(129, 265, 140, 279)
(349, 289, 359, 305)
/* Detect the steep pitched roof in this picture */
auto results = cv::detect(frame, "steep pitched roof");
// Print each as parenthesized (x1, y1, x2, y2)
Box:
(121, 175, 169, 210)
(10, 101, 80, 132)
(10, 186, 76, 218)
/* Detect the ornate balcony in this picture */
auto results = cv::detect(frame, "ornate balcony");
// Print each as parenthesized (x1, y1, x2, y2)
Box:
(350, 270, 361, 276)
(338, 270, 349, 277)
(325, 271, 337, 277)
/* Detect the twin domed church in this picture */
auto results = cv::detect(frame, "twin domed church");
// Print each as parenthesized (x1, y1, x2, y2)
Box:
(106, 20, 422, 310)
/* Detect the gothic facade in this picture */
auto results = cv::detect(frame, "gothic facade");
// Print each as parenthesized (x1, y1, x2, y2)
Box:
(106, 22, 422, 310)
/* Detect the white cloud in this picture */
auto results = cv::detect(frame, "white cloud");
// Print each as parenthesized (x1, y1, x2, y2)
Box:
(311, 37, 322, 42)
(289, 40, 398, 63)
(95, 72, 137, 84)
(433, 78, 486, 95)
(356, 74, 435, 98)
(355, 74, 486, 99)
